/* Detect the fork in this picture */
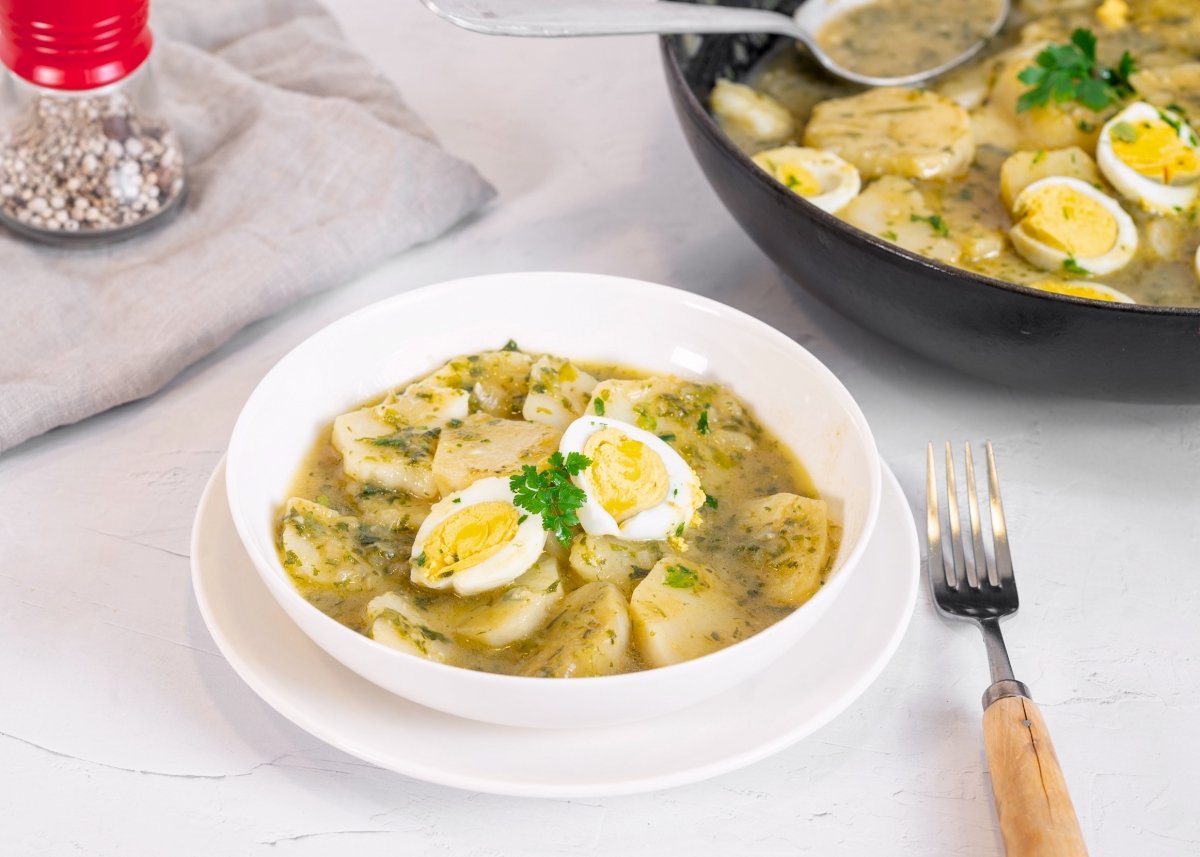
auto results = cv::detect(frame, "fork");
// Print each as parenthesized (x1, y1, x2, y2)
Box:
(927, 442, 1088, 857)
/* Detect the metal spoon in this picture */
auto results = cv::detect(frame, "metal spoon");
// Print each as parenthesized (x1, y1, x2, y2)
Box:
(420, 0, 1011, 87)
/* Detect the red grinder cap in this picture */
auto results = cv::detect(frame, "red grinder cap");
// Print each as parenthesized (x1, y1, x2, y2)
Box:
(0, 0, 153, 90)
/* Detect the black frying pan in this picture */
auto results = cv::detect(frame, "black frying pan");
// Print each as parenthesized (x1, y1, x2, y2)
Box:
(660, 1, 1200, 401)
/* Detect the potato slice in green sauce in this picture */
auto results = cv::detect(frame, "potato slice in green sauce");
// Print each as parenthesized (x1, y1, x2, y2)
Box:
(629, 557, 753, 668)
(367, 590, 457, 664)
(568, 533, 664, 596)
(446, 555, 564, 648)
(431, 413, 559, 496)
(280, 497, 378, 589)
(521, 582, 632, 677)
(331, 406, 441, 498)
(737, 493, 831, 607)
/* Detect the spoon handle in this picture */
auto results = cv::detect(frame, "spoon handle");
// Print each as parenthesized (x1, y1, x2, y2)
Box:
(420, 0, 806, 40)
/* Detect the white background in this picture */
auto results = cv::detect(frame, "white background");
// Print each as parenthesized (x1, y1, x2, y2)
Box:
(2, 0, 1198, 853)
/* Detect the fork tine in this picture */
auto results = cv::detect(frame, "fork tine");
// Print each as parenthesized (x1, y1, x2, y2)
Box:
(986, 442, 1015, 587)
(926, 443, 955, 590)
(944, 442, 971, 590)
(964, 442, 995, 588)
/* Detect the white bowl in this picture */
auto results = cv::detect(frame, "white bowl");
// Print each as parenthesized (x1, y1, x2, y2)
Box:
(226, 272, 881, 728)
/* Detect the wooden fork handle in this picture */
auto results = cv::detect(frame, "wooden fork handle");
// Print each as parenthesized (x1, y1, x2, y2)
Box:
(983, 689, 1088, 856)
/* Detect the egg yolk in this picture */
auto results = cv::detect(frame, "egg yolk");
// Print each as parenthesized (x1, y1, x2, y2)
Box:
(422, 502, 519, 575)
(1112, 119, 1200, 185)
(582, 428, 669, 524)
(1034, 280, 1130, 303)
(1018, 185, 1117, 257)
(755, 155, 822, 196)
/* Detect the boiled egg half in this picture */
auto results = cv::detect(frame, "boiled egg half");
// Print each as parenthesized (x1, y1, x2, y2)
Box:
(1031, 279, 1135, 304)
(410, 476, 546, 596)
(1009, 177, 1138, 276)
(1097, 102, 1200, 214)
(560, 416, 703, 542)
(752, 146, 862, 213)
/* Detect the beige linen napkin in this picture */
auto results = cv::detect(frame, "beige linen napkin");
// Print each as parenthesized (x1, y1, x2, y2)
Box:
(0, 0, 494, 452)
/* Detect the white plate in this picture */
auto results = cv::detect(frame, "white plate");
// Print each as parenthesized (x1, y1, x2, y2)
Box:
(191, 457, 918, 797)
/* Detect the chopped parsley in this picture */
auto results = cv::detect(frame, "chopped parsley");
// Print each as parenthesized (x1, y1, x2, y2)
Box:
(419, 625, 448, 642)
(664, 564, 699, 588)
(1016, 28, 1135, 114)
(697, 409, 711, 435)
(414, 551, 428, 567)
(509, 451, 592, 546)
(704, 493, 719, 509)
(882, 230, 898, 241)
(447, 418, 463, 429)
(592, 397, 605, 416)
(1063, 257, 1091, 275)
(1157, 108, 1199, 146)
(1110, 121, 1138, 143)
(910, 213, 950, 237)
(502, 339, 520, 351)
(658, 432, 677, 442)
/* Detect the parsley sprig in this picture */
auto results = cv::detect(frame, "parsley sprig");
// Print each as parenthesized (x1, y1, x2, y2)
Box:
(509, 451, 591, 546)
(1017, 28, 1135, 114)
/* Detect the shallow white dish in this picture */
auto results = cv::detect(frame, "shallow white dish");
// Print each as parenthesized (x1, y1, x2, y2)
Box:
(224, 272, 882, 728)
(192, 458, 917, 797)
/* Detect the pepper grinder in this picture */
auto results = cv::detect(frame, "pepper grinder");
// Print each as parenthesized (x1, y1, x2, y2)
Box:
(0, 0, 185, 243)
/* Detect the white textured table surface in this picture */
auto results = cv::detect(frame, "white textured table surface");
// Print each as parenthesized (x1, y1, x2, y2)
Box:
(3, 2, 1199, 854)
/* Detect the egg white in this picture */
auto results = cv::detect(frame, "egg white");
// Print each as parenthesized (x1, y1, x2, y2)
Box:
(559, 416, 703, 542)
(1097, 102, 1200, 214)
(410, 476, 547, 596)
(751, 146, 862, 213)
(1009, 177, 1138, 276)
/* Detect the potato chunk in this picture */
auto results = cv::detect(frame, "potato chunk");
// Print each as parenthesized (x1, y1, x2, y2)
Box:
(568, 534, 664, 595)
(841, 176, 961, 264)
(522, 355, 598, 431)
(280, 498, 377, 588)
(366, 591, 457, 663)
(376, 380, 469, 429)
(331, 406, 441, 498)
(971, 43, 1104, 153)
(352, 485, 431, 533)
(999, 147, 1102, 212)
(423, 350, 533, 419)
(445, 555, 564, 647)
(629, 558, 754, 668)
(737, 494, 831, 607)
(1129, 63, 1200, 118)
(710, 79, 795, 144)
(431, 413, 559, 496)
(803, 87, 974, 180)
(521, 582, 631, 677)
